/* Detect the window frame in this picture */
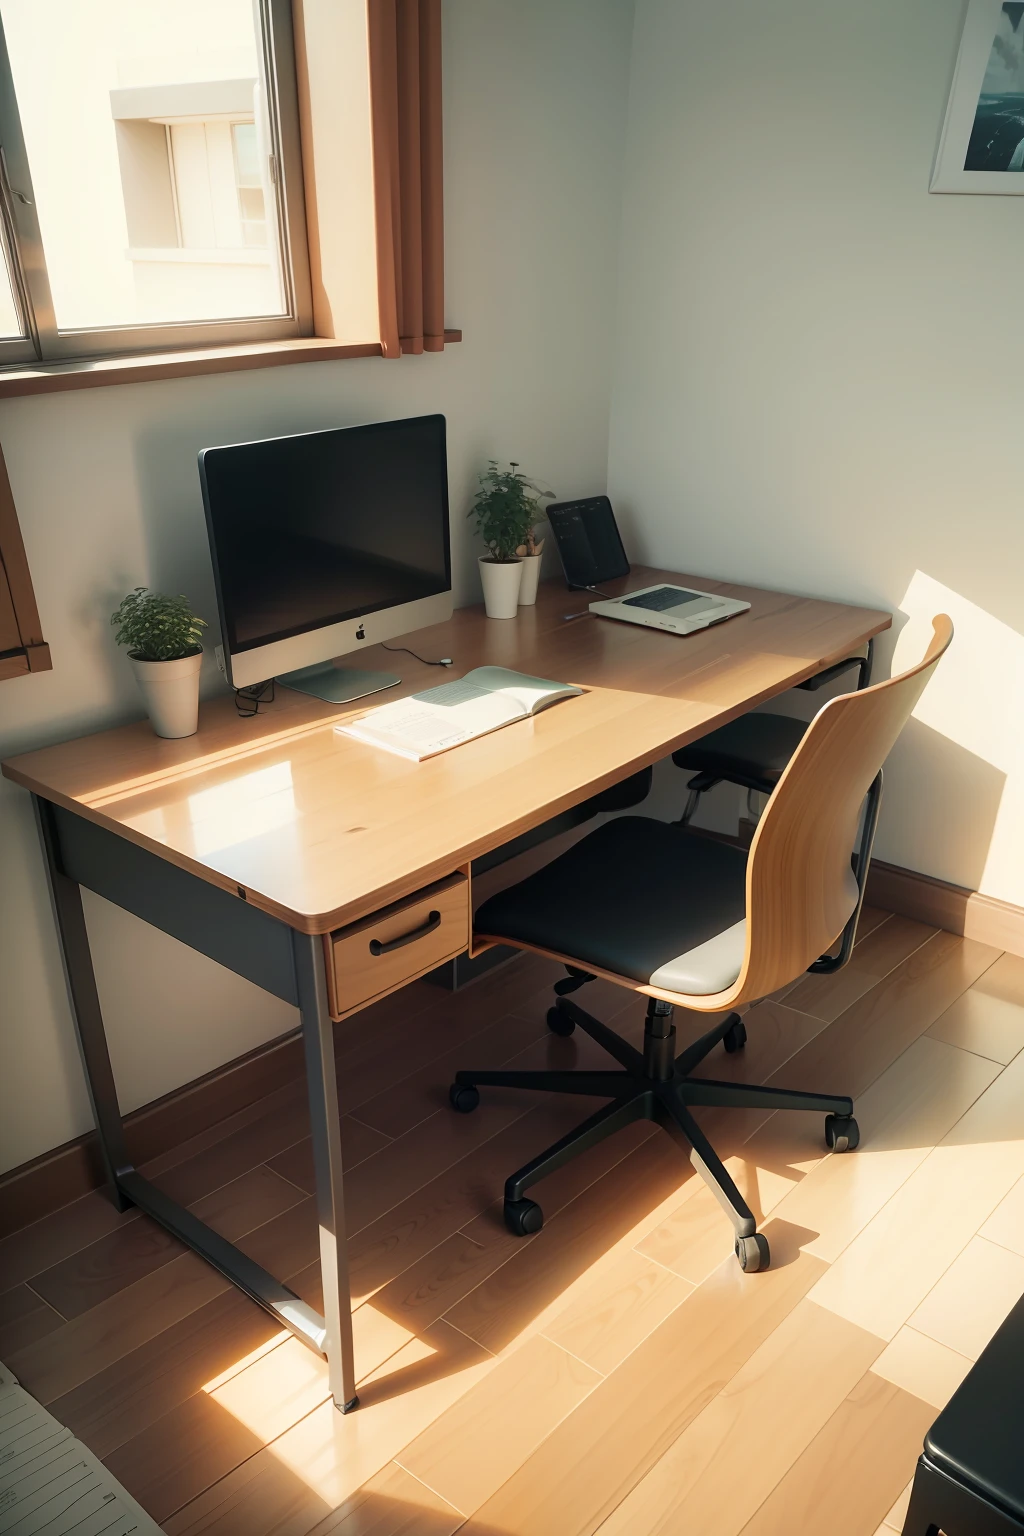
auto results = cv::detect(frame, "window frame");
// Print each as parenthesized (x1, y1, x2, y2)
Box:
(0, 0, 313, 368)
(0, 441, 50, 679)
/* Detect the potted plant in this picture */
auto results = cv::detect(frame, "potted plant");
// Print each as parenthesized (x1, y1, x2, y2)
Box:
(469, 461, 554, 617)
(111, 586, 207, 738)
(515, 524, 548, 608)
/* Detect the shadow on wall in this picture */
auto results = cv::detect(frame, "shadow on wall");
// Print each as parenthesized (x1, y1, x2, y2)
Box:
(879, 716, 1006, 892)
(131, 417, 240, 685)
(886, 572, 1024, 900)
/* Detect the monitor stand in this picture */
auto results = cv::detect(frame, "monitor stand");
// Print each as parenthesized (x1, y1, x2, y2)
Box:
(276, 661, 400, 705)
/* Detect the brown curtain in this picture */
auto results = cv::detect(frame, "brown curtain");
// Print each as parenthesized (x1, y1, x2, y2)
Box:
(367, 0, 445, 357)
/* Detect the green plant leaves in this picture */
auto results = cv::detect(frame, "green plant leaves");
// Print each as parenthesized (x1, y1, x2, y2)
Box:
(468, 459, 554, 562)
(110, 586, 207, 662)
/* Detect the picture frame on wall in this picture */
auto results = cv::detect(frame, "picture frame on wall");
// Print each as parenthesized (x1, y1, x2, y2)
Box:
(932, 0, 1024, 192)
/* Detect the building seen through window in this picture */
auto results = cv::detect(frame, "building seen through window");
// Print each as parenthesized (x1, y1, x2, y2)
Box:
(0, 0, 308, 358)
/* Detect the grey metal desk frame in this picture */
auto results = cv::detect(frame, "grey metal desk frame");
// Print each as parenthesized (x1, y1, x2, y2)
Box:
(34, 796, 360, 1413)
(31, 777, 642, 1418)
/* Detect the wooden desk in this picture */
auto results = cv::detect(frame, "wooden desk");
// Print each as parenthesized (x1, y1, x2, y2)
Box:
(2, 567, 890, 1411)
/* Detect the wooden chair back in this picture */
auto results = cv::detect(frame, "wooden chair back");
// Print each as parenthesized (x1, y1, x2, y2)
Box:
(734, 615, 953, 1005)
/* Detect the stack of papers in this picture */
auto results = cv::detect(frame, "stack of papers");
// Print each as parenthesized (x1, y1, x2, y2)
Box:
(0, 1359, 164, 1534)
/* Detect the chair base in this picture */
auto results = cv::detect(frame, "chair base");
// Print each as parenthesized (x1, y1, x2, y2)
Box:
(451, 993, 856, 1271)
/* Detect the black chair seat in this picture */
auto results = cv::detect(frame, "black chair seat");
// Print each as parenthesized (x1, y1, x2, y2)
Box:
(922, 1292, 1024, 1522)
(475, 817, 750, 995)
(673, 713, 808, 787)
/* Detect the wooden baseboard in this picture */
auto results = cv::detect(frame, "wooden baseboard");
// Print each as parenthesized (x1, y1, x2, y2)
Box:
(737, 816, 1024, 957)
(865, 858, 1024, 958)
(0, 1030, 304, 1239)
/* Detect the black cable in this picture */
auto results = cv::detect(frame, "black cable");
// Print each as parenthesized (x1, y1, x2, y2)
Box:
(380, 643, 453, 667)
(561, 584, 613, 621)
(234, 678, 275, 717)
(568, 583, 616, 600)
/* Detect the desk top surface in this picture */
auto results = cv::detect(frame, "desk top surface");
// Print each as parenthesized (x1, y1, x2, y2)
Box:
(3, 568, 890, 934)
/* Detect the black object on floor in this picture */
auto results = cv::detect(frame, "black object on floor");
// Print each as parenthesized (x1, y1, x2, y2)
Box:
(902, 1290, 1024, 1534)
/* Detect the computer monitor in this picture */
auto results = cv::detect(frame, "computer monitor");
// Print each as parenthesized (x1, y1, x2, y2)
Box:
(200, 414, 453, 703)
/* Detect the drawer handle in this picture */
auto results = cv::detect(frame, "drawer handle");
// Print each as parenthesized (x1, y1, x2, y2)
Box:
(369, 910, 442, 956)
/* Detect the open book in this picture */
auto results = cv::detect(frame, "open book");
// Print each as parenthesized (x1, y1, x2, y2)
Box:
(336, 666, 583, 761)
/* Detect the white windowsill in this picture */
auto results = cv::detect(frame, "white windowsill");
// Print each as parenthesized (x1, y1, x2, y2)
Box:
(126, 246, 272, 266)
(0, 330, 463, 398)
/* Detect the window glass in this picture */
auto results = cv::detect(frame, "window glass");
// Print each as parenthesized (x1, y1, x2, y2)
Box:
(232, 123, 268, 247)
(0, 0, 285, 331)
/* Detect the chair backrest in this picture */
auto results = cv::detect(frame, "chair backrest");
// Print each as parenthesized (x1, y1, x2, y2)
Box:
(734, 615, 953, 1004)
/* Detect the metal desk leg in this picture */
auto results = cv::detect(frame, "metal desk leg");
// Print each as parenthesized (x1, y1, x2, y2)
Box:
(34, 796, 133, 1212)
(35, 794, 359, 1413)
(293, 931, 359, 1413)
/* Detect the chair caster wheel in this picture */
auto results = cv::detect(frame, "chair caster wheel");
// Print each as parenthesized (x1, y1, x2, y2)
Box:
(824, 1113, 859, 1152)
(735, 1233, 770, 1273)
(449, 1083, 480, 1114)
(723, 1018, 747, 1054)
(547, 1006, 576, 1037)
(504, 1198, 543, 1236)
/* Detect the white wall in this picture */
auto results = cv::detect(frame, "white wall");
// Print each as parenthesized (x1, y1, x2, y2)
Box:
(0, 0, 636, 1174)
(609, 0, 1024, 905)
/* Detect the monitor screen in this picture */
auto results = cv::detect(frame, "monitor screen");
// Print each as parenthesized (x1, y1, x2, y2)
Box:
(200, 415, 450, 656)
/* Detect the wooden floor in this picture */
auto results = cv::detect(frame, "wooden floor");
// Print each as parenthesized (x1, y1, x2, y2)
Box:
(4, 906, 1024, 1535)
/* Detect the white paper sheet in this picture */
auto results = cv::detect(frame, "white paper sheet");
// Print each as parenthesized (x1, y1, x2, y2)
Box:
(0, 1371, 164, 1535)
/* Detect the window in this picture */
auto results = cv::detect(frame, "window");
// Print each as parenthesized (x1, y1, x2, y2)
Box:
(0, 0, 311, 365)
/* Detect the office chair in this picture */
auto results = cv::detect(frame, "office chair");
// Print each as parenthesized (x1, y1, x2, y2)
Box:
(674, 642, 875, 976)
(449, 618, 952, 1273)
(673, 642, 875, 828)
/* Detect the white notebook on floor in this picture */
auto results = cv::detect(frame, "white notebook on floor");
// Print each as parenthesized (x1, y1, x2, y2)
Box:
(336, 666, 582, 761)
(0, 1361, 164, 1535)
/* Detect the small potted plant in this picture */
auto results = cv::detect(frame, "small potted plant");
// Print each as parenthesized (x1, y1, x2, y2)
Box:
(111, 586, 207, 738)
(515, 523, 548, 608)
(469, 461, 554, 618)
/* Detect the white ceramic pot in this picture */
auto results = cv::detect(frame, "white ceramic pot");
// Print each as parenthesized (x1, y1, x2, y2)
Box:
(479, 557, 523, 619)
(517, 553, 543, 606)
(130, 650, 203, 738)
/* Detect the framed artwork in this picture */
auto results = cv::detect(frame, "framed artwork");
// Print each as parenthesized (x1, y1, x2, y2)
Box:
(932, 0, 1024, 192)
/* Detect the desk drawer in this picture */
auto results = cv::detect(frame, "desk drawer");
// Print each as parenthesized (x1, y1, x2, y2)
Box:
(325, 873, 469, 1019)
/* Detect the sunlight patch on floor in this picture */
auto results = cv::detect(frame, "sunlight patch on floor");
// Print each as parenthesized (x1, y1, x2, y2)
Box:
(207, 1332, 337, 1448)
(263, 1323, 494, 1508)
(871, 1326, 973, 1409)
(201, 1328, 291, 1394)
(202, 1302, 419, 1446)
(193, 1164, 706, 1510)
(810, 1132, 1024, 1339)
(189, 1024, 1021, 1518)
